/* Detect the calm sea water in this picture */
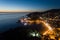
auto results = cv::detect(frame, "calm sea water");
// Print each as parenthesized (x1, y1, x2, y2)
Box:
(0, 13, 29, 32)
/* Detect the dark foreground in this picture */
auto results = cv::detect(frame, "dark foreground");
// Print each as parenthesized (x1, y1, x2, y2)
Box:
(0, 25, 41, 40)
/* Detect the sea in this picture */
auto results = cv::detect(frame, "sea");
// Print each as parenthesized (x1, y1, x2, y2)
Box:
(0, 12, 29, 32)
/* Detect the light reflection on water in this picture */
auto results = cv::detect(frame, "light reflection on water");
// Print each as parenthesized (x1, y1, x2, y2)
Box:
(0, 13, 29, 32)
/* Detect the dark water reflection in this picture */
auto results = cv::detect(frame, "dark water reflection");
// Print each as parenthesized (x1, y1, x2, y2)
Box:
(0, 13, 28, 32)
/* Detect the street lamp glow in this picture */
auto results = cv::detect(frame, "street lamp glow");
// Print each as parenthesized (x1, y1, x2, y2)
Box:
(30, 32, 35, 37)
(36, 33, 39, 37)
(41, 21, 53, 31)
(30, 32, 40, 37)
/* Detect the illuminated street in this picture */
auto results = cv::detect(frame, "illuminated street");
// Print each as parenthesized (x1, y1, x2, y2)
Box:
(17, 12, 60, 40)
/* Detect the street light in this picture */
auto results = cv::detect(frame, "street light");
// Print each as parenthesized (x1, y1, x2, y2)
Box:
(29, 32, 40, 37)
(30, 32, 35, 37)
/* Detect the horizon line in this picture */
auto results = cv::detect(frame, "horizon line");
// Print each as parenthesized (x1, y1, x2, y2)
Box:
(0, 10, 42, 12)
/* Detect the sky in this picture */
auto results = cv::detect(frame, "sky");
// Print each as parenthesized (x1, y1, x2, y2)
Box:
(0, 0, 60, 12)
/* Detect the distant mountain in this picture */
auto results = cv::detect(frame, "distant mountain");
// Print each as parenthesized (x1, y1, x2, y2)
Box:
(27, 9, 60, 15)
(26, 12, 42, 20)
(44, 9, 60, 13)
(26, 9, 60, 18)
(43, 9, 60, 18)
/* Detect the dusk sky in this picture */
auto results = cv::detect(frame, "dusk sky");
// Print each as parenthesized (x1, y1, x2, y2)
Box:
(0, 0, 60, 12)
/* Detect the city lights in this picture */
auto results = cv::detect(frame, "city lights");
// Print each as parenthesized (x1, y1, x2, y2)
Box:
(17, 12, 60, 40)
(41, 21, 52, 31)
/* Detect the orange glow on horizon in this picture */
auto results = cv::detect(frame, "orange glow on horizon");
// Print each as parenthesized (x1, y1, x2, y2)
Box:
(0, 10, 41, 12)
